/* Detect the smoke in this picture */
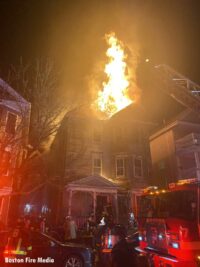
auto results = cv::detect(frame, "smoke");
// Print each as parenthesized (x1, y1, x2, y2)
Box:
(47, 0, 147, 107)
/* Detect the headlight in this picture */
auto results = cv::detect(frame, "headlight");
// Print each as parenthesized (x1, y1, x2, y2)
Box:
(171, 242, 179, 249)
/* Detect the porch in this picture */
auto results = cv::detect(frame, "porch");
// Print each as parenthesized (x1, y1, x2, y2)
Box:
(64, 175, 120, 228)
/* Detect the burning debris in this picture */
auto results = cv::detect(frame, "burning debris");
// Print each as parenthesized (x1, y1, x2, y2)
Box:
(94, 32, 136, 118)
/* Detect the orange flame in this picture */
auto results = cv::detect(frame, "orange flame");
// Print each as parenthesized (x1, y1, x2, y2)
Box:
(95, 33, 133, 117)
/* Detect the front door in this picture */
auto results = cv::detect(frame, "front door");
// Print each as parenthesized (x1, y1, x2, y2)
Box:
(96, 195, 108, 222)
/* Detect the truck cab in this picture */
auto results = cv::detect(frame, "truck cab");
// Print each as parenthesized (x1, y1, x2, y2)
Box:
(136, 178, 200, 267)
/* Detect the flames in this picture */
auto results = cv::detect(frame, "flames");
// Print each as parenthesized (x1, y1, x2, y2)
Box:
(95, 32, 133, 118)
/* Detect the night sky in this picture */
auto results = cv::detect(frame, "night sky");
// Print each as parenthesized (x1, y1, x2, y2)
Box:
(0, 0, 200, 110)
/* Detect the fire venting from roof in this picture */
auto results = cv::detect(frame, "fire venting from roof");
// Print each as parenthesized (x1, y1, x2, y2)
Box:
(94, 32, 136, 118)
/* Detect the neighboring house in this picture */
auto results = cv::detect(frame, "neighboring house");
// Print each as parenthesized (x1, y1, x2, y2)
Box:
(0, 78, 31, 225)
(49, 104, 156, 224)
(150, 109, 200, 187)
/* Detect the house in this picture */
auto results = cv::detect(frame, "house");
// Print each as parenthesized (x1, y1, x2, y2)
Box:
(150, 109, 200, 187)
(0, 78, 31, 225)
(49, 103, 156, 224)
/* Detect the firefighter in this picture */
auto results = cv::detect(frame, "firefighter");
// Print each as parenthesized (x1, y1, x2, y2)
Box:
(111, 232, 135, 267)
(63, 216, 77, 241)
(4, 227, 32, 261)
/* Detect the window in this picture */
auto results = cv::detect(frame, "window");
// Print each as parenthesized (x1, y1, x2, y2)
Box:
(5, 112, 17, 134)
(92, 153, 102, 175)
(0, 151, 11, 175)
(134, 156, 143, 177)
(116, 157, 125, 178)
(0, 107, 3, 122)
(138, 190, 197, 220)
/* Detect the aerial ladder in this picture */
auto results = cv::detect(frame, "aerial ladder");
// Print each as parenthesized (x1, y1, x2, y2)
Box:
(152, 64, 200, 113)
(135, 65, 200, 267)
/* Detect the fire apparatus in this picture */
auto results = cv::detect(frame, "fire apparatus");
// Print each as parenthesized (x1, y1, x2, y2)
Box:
(136, 178, 200, 267)
(134, 63, 200, 266)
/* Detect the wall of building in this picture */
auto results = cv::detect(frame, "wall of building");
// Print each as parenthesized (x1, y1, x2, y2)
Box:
(107, 115, 152, 187)
(150, 117, 200, 186)
(150, 129, 177, 186)
(0, 81, 31, 225)
(50, 105, 153, 191)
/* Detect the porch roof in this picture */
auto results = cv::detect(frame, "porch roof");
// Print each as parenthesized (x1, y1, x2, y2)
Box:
(65, 175, 119, 192)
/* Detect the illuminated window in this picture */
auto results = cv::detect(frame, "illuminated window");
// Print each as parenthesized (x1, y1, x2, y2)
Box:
(92, 153, 102, 175)
(116, 157, 125, 178)
(24, 204, 32, 214)
(134, 156, 143, 177)
(41, 205, 48, 214)
(5, 112, 17, 134)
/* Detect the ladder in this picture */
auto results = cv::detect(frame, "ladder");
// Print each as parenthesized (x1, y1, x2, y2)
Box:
(153, 64, 200, 113)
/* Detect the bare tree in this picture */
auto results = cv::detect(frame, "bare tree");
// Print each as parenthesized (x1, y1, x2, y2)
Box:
(8, 58, 67, 152)
(4, 58, 76, 196)
(1, 60, 91, 224)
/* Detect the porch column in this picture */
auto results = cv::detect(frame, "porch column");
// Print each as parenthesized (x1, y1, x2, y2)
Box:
(114, 193, 118, 223)
(68, 190, 72, 216)
(93, 191, 96, 221)
(194, 152, 200, 181)
(176, 156, 181, 179)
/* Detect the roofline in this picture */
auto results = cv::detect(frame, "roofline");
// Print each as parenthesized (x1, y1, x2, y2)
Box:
(0, 78, 30, 105)
(149, 120, 200, 141)
(65, 185, 119, 193)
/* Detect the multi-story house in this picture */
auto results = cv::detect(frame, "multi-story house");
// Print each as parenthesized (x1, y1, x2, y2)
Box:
(49, 104, 155, 224)
(0, 78, 31, 225)
(150, 109, 200, 187)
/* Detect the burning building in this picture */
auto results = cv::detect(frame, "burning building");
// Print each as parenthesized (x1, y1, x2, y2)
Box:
(48, 35, 200, 226)
(49, 103, 155, 225)
(47, 33, 156, 225)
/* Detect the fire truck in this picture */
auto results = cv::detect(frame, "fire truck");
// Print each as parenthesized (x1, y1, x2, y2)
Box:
(133, 62, 200, 267)
(135, 178, 200, 267)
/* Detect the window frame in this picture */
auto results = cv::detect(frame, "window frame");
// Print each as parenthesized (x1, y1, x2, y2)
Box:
(1, 150, 11, 176)
(116, 156, 125, 178)
(92, 152, 102, 175)
(133, 156, 143, 178)
(5, 112, 17, 135)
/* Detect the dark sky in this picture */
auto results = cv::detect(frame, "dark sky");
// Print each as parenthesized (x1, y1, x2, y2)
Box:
(0, 0, 200, 104)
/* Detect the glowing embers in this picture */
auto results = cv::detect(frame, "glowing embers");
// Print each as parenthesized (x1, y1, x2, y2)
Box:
(95, 32, 133, 118)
